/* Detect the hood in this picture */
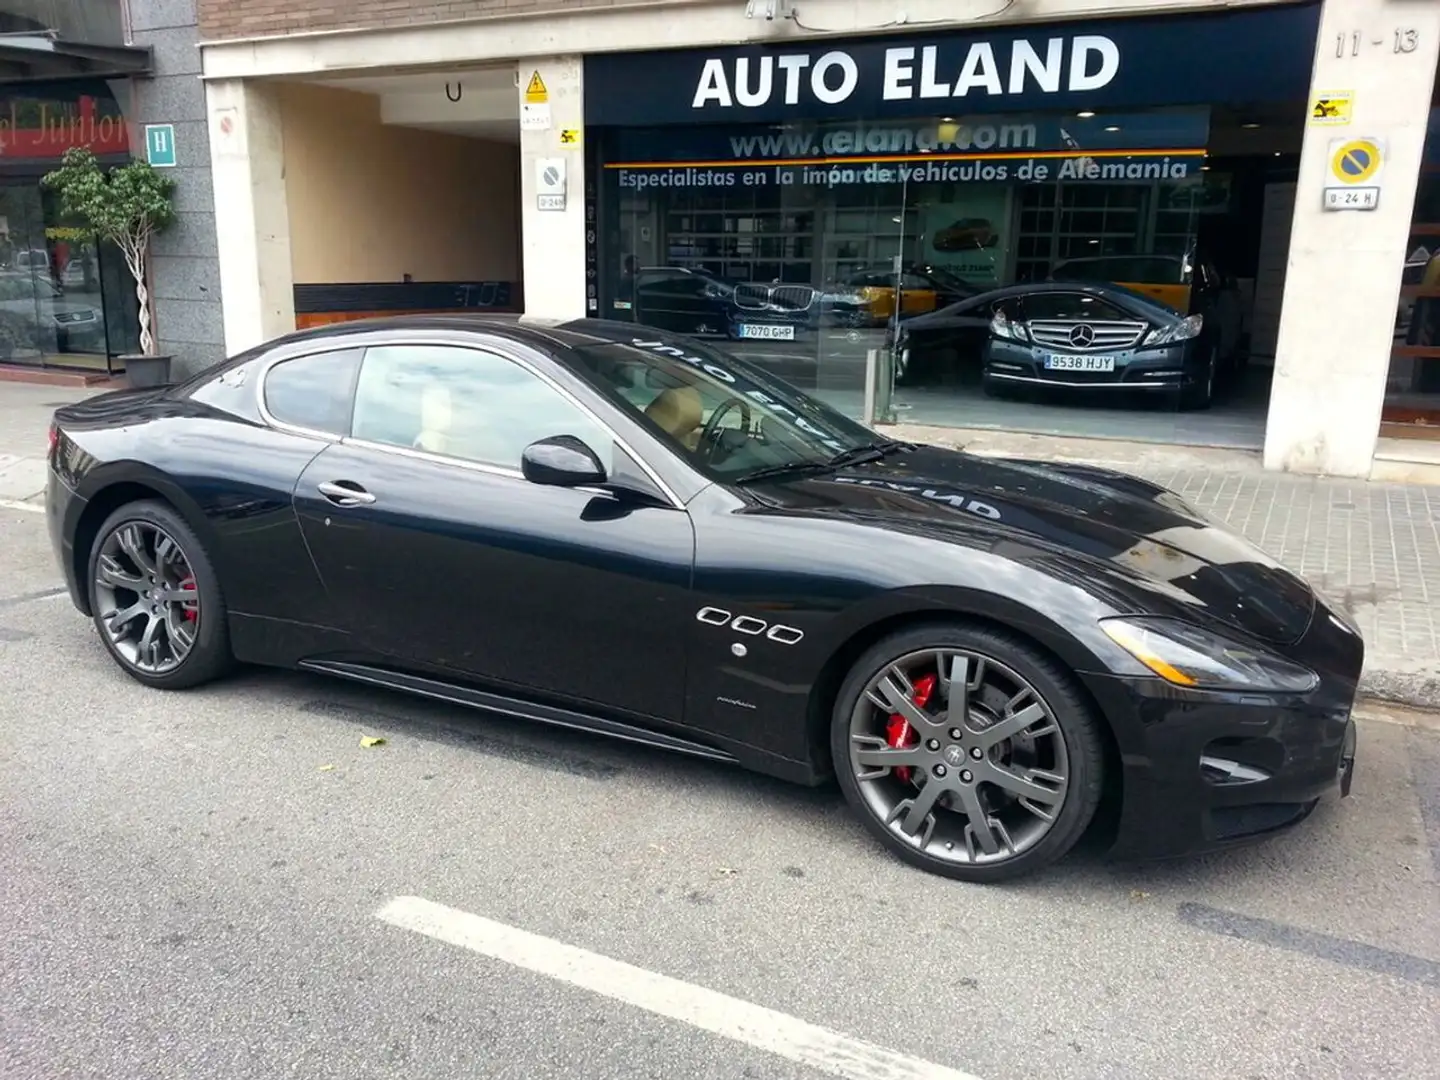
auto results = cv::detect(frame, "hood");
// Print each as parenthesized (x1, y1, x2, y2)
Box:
(755, 445, 1315, 644)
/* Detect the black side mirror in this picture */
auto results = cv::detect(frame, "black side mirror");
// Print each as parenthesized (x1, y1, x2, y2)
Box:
(521, 435, 607, 487)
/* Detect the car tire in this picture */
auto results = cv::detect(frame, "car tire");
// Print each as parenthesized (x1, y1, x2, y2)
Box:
(87, 499, 234, 690)
(830, 621, 1106, 883)
(980, 373, 1012, 400)
(1180, 343, 1219, 411)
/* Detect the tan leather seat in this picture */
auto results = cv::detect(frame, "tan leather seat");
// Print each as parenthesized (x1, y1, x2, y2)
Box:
(644, 386, 704, 450)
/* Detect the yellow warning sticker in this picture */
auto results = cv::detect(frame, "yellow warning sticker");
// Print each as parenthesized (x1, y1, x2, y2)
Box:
(524, 71, 548, 104)
(1310, 90, 1353, 125)
(1330, 139, 1381, 184)
(559, 128, 580, 146)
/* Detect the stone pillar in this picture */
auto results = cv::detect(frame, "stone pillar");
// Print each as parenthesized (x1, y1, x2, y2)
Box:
(1264, 0, 1440, 477)
(516, 57, 587, 322)
(205, 79, 295, 356)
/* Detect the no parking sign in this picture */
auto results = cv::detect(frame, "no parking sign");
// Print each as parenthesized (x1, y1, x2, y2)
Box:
(1322, 136, 1386, 211)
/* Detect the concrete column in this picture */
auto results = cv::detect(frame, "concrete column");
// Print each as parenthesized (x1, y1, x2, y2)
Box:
(205, 79, 295, 356)
(1264, 0, 1440, 477)
(516, 56, 587, 321)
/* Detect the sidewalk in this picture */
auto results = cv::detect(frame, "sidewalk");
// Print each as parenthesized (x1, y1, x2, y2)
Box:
(3, 383, 1434, 707)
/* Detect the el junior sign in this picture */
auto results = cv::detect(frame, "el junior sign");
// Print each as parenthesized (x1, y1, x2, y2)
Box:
(584, 3, 1322, 127)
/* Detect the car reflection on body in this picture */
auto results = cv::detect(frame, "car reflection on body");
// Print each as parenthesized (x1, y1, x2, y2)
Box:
(46, 314, 1361, 882)
(893, 281, 1233, 409)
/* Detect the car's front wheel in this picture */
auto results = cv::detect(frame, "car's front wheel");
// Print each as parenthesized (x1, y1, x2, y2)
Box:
(87, 500, 233, 690)
(831, 622, 1105, 882)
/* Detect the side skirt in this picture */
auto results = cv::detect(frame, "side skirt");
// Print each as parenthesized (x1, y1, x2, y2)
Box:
(299, 658, 741, 766)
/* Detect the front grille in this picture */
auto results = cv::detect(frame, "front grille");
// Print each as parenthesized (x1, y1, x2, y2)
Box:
(1028, 319, 1147, 351)
(733, 284, 770, 310)
(770, 285, 815, 310)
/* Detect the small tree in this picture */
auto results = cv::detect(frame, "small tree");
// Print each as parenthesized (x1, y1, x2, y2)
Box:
(42, 147, 176, 356)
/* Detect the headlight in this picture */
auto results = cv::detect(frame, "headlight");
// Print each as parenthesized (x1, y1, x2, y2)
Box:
(1142, 313, 1203, 346)
(1101, 617, 1319, 693)
(990, 309, 1029, 342)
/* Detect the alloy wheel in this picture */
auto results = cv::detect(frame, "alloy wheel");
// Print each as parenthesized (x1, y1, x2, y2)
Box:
(93, 520, 200, 675)
(847, 648, 1070, 867)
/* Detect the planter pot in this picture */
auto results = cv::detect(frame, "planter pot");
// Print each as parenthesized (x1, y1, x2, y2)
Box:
(120, 353, 173, 389)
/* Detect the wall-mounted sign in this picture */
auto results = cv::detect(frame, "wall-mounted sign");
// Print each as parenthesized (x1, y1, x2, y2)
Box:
(583, 2, 1322, 126)
(1323, 136, 1385, 211)
(559, 128, 581, 147)
(144, 123, 177, 167)
(521, 70, 552, 130)
(1309, 89, 1353, 125)
(537, 157, 567, 210)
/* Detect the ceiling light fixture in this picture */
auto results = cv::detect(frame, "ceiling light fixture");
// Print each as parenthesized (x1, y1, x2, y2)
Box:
(1077, 111, 1096, 119)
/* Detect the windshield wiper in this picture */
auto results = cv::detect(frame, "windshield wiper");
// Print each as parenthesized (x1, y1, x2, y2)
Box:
(732, 441, 910, 485)
(825, 439, 911, 467)
(731, 460, 839, 484)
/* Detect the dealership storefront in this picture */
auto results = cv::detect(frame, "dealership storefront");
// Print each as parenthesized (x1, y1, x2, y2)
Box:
(583, 3, 1322, 447)
(198, 0, 1440, 477)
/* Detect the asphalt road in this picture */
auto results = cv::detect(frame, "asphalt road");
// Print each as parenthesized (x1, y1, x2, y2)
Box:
(2, 503, 1438, 1080)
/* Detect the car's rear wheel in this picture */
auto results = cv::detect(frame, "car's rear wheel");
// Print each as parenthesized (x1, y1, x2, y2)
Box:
(831, 622, 1105, 882)
(87, 500, 233, 690)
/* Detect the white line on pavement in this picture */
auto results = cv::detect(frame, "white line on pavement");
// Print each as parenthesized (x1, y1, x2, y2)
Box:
(376, 895, 985, 1080)
(0, 499, 43, 514)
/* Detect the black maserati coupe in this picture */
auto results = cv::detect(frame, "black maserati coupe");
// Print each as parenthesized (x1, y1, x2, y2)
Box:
(45, 315, 1362, 882)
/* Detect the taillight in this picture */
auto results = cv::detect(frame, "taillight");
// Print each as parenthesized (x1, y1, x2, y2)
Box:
(46, 421, 58, 458)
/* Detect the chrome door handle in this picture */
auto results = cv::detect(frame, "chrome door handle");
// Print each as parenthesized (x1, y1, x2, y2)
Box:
(317, 480, 376, 507)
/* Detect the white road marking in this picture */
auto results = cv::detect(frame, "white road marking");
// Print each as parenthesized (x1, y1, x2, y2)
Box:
(0, 499, 43, 514)
(377, 895, 985, 1080)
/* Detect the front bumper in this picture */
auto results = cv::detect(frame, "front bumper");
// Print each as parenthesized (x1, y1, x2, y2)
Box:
(983, 338, 1201, 391)
(1084, 602, 1364, 861)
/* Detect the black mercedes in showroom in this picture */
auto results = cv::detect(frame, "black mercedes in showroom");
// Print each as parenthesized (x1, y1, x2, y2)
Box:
(44, 315, 1362, 882)
(893, 281, 1238, 408)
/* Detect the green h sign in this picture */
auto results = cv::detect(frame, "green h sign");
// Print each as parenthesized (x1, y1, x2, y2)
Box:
(144, 124, 177, 168)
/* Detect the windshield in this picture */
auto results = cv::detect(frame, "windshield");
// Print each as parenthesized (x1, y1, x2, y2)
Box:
(1052, 255, 1188, 286)
(916, 265, 981, 295)
(566, 333, 880, 481)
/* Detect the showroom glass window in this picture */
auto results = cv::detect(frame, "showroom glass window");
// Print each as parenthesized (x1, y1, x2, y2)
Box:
(1384, 71, 1440, 432)
(0, 74, 140, 372)
(592, 106, 1215, 422)
(351, 344, 614, 472)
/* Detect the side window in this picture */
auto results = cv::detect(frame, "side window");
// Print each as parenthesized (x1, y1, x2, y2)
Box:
(262, 348, 363, 435)
(350, 344, 613, 472)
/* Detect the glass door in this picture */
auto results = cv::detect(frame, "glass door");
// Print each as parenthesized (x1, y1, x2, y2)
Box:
(0, 180, 114, 370)
(0, 182, 52, 366)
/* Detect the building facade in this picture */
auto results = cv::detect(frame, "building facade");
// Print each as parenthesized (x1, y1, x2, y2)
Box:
(191, 0, 1439, 479)
(0, 0, 222, 378)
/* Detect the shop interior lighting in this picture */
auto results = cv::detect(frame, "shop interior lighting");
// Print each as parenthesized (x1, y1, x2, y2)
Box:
(1077, 111, 1096, 118)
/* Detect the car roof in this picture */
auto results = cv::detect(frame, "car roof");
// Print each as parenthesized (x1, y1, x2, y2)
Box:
(254, 312, 665, 356)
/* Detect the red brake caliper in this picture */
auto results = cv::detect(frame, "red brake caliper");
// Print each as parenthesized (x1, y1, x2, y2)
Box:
(885, 673, 936, 785)
(178, 576, 198, 621)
